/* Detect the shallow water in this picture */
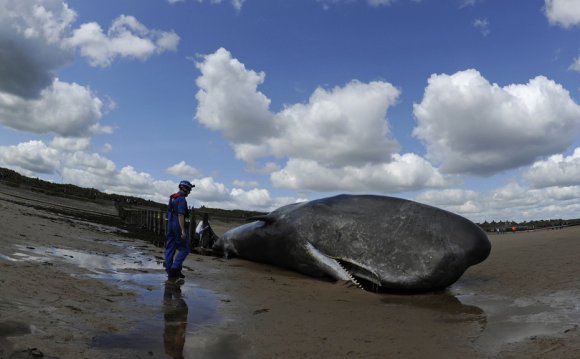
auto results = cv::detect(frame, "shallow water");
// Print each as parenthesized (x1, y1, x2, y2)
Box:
(0, 320, 31, 358)
(0, 320, 30, 338)
(4, 243, 579, 357)
(379, 286, 579, 355)
(92, 278, 230, 358)
(3, 243, 243, 358)
(456, 289, 580, 355)
(380, 280, 580, 356)
(11, 244, 162, 273)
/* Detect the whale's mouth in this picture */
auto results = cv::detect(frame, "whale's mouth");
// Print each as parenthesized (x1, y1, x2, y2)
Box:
(333, 258, 382, 292)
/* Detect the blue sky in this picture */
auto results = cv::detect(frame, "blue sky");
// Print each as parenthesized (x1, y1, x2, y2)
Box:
(1, 0, 580, 222)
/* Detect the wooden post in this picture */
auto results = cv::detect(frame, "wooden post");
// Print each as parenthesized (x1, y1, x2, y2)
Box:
(188, 207, 195, 249)
(162, 212, 167, 247)
(154, 212, 159, 234)
(157, 211, 162, 235)
(158, 211, 164, 242)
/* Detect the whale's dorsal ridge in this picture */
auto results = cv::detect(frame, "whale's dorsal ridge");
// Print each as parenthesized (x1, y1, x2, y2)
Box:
(247, 215, 276, 224)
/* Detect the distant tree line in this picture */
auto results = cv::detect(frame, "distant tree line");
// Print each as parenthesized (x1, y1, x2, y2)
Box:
(0, 167, 265, 220)
(478, 219, 580, 233)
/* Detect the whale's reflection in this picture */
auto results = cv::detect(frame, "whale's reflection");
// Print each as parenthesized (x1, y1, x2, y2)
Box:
(163, 280, 189, 359)
(381, 292, 488, 330)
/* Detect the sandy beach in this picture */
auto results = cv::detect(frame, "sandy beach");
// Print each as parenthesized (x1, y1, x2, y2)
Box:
(0, 183, 579, 359)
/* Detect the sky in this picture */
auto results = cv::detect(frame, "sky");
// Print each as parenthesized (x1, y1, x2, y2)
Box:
(1, 0, 580, 223)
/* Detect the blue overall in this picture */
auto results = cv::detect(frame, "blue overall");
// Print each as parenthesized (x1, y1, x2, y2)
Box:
(165, 191, 190, 273)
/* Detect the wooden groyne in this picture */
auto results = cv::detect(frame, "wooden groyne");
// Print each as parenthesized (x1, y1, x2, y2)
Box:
(122, 207, 218, 255)
(122, 208, 196, 247)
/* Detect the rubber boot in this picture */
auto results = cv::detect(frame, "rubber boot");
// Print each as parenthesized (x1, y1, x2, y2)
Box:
(168, 268, 179, 279)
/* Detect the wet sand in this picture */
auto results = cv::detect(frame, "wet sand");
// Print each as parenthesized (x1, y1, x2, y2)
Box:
(0, 183, 579, 358)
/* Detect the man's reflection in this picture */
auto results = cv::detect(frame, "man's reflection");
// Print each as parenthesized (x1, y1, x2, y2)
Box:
(164, 280, 189, 359)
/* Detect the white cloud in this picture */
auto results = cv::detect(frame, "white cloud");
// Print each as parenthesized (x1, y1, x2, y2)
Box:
(473, 18, 490, 36)
(0, 136, 300, 212)
(194, 48, 445, 194)
(169, 0, 245, 11)
(101, 143, 113, 153)
(0, 139, 156, 199)
(416, 188, 479, 207)
(50, 137, 91, 152)
(167, 161, 202, 178)
(487, 182, 580, 221)
(0, 1, 174, 139)
(569, 57, 580, 73)
(415, 189, 481, 217)
(0, 1, 178, 100)
(195, 47, 275, 146)
(524, 148, 580, 188)
(233, 179, 259, 188)
(367, 0, 396, 6)
(0, 0, 77, 45)
(317, 0, 397, 9)
(413, 69, 580, 175)
(270, 80, 401, 167)
(544, 0, 580, 28)
(271, 154, 448, 192)
(195, 49, 402, 168)
(244, 161, 281, 175)
(199, 185, 299, 212)
(107, 166, 156, 192)
(190, 177, 297, 212)
(230, 188, 271, 208)
(546, 0, 580, 76)
(65, 15, 179, 67)
(0, 140, 61, 175)
(0, 0, 76, 98)
(189, 177, 230, 202)
(0, 140, 116, 185)
(0, 78, 106, 137)
(459, 0, 479, 8)
(231, 0, 246, 11)
(415, 184, 580, 222)
(64, 151, 116, 177)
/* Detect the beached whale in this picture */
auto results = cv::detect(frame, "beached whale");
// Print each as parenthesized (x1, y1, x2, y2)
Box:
(213, 194, 491, 291)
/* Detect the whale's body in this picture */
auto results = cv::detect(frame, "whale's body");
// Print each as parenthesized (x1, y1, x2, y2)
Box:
(213, 194, 491, 291)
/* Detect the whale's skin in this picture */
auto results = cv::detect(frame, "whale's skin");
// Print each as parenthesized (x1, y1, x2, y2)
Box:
(213, 194, 491, 291)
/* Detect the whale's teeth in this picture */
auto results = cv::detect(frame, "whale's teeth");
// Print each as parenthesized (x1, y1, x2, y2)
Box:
(336, 260, 363, 289)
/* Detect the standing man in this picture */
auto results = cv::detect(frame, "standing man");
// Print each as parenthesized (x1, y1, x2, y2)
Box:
(165, 180, 194, 279)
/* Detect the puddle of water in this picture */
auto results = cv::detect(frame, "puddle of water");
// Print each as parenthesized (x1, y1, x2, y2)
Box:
(11, 245, 162, 274)
(457, 290, 580, 355)
(380, 292, 488, 335)
(0, 321, 32, 359)
(5, 242, 239, 358)
(92, 278, 224, 358)
(0, 253, 17, 262)
(0, 321, 30, 338)
(380, 282, 580, 357)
